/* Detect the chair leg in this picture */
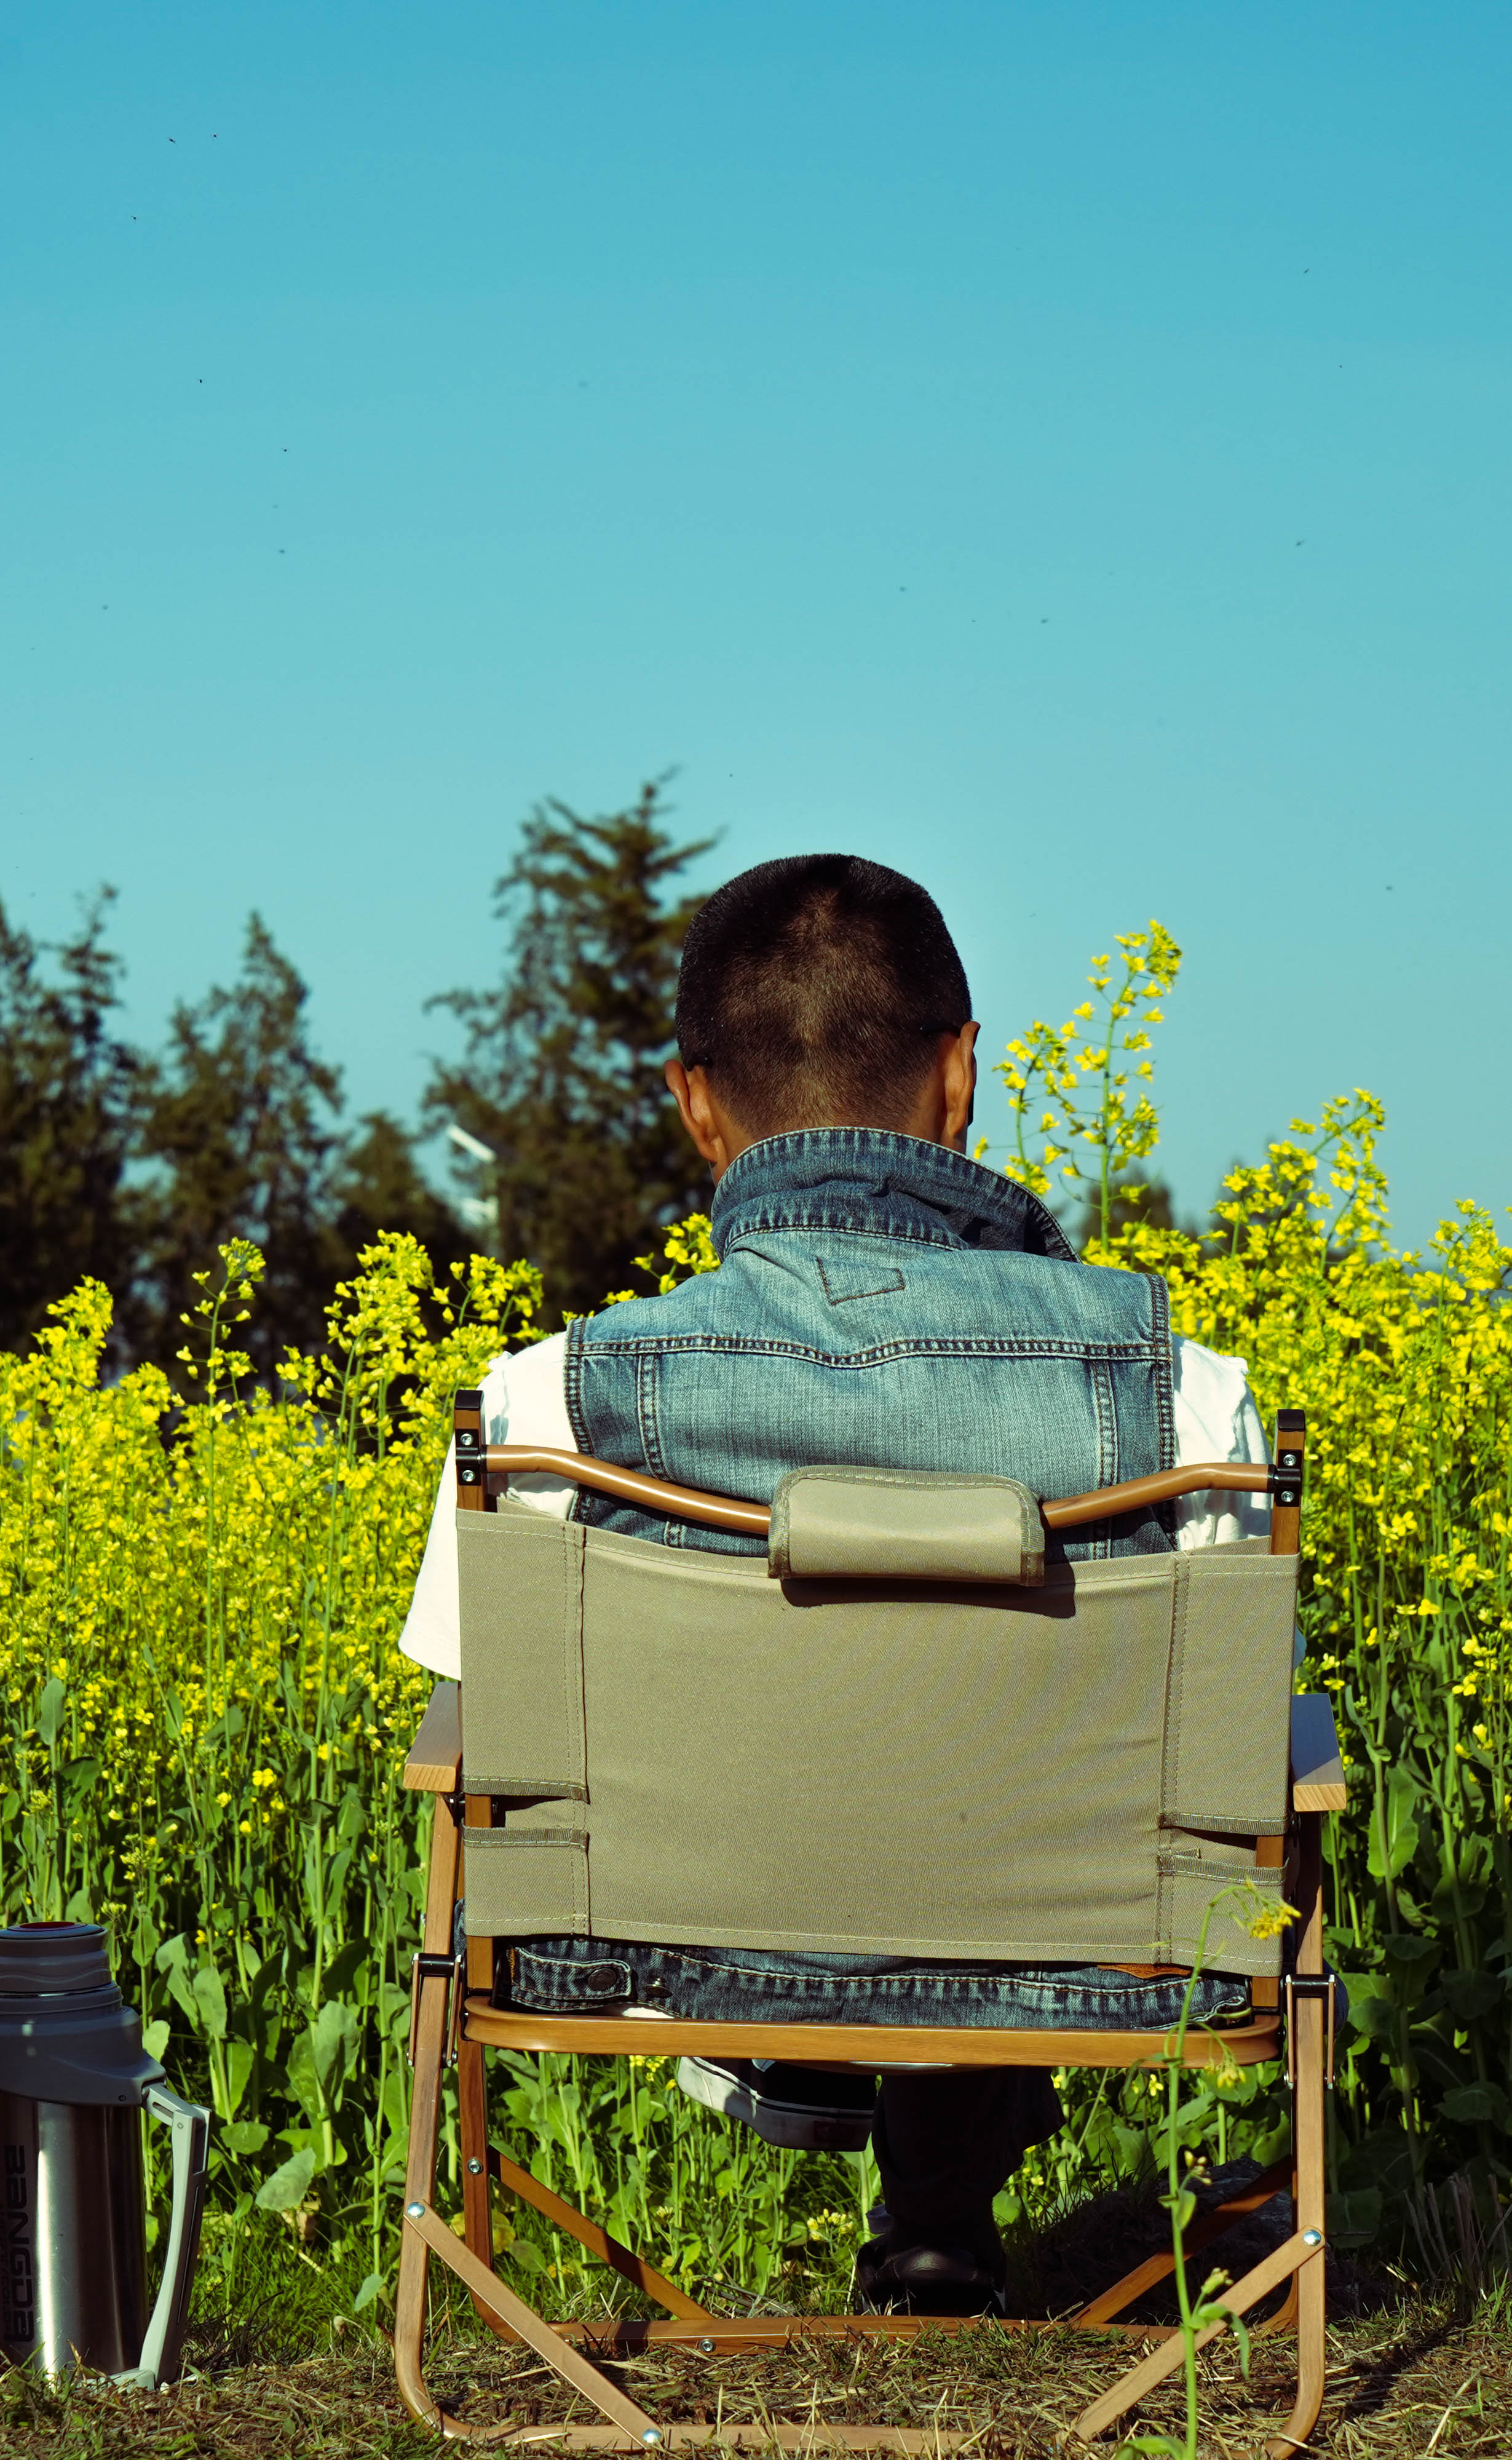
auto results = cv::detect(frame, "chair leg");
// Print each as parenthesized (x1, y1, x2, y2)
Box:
(1263, 1982, 1327, 2459)
(405, 2200, 665, 2444)
(1070, 2228, 1315, 2443)
(459, 2032, 495, 2319)
(394, 1794, 462, 2435)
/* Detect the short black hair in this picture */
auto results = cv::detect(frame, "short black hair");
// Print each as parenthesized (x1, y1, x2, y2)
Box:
(675, 854, 972, 1136)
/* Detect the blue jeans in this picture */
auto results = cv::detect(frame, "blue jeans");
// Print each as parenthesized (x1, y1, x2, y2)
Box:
(506, 1937, 1253, 2029)
(504, 1940, 1253, 2258)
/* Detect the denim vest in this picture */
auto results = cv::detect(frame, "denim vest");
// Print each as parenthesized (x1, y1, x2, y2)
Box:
(564, 1129, 1175, 1560)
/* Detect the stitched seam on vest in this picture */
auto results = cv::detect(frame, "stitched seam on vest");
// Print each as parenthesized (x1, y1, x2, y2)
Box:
(724, 1216, 972, 1252)
(637, 1346, 667, 1478)
(1084, 1357, 1115, 1561)
(573, 1335, 1165, 1364)
(562, 1322, 592, 1525)
(1147, 1274, 1177, 1477)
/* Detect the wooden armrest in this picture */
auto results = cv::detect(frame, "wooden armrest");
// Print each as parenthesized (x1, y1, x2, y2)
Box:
(1290, 1692, 1347, 1812)
(403, 1681, 462, 1791)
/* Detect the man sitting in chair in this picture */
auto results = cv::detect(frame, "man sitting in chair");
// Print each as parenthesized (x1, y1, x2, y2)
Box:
(402, 854, 1270, 2316)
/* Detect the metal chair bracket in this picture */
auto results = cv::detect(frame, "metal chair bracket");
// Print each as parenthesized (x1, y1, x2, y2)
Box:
(408, 1950, 465, 2069)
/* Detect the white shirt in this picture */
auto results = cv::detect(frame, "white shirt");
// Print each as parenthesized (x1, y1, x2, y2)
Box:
(400, 1331, 1270, 1681)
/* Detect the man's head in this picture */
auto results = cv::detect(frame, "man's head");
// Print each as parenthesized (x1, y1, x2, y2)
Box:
(666, 854, 979, 1180)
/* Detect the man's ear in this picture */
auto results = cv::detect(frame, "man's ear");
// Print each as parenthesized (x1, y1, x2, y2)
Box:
(941, 1022, 980, 1151)
(665, 1058, 731, 1173)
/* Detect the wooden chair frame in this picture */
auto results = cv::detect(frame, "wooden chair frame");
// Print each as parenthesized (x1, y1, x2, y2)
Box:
(394, 1412, 1344, 2454)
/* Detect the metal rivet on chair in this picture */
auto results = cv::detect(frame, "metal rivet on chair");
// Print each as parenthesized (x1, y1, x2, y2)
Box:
(641, 2434, 662, 2447)
(699, 2337, 715, 2354)
(406, 2202, 425, 2220)
(467, 2156, 483, 2173)
(1302, 2228, 1322, 2247)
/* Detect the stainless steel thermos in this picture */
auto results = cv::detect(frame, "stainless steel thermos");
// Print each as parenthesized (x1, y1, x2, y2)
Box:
(0, 1922, 210, 2383)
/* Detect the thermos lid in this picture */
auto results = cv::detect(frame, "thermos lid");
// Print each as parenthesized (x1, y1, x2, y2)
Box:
(0, 1922, 114, 1995)
(0, 1924, 165, 2106)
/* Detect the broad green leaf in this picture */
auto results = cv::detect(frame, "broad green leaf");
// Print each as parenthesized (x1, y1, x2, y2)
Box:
(222, 2121, 269, 2157)
(1248, 2116, 1292, 2168)
(354, 2272, 384, 2312)
(1409, 2035, 1471, 2093)
(1380, 1933, 1439, 1967)
(1366, 1769, 1420, 1883)
(313, 1996, 361, 2090)
(510, 2239, 550, 2276)
(320, 1938, 370, 2002)
(62, 1756, 100, 1803)
(165, 1961, 200, 2027)
(142, 2019, 171, 2062)
(1441, 2082, 1510, 2127)
(1431, 1877, 1487, 1919)
(193, 1962, 228, 2044)
(1440, 1967, 1505, 2024)
(1345, 2125, 1415, 2192)
(224, 2037, 255, 2120)
(255, 2148, 316, 2212)
(36, 1676, 66, 1748)
(288, 2030, 323, 2122)
(275, 2123, 342, 2168)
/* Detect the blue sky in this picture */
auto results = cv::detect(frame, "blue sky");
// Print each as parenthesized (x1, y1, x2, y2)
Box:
(4, 2, 1509, 1247)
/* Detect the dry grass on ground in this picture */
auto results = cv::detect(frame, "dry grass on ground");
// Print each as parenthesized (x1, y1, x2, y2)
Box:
(2, 2301, 1508, 2458)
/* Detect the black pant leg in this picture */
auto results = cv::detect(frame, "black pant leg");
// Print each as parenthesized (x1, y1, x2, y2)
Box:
(871, 2067, 1063, 2260)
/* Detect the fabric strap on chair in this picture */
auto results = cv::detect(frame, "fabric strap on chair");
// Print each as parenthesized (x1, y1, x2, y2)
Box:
(768, 1466, 1046, 1585)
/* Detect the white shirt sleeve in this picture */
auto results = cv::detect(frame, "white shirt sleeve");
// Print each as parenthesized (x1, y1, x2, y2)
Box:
(398, 1331, 576, 1680)
(1170, 1335, 1270, 1549)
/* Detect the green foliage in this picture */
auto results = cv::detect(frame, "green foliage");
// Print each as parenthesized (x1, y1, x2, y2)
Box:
(0, 891, 141, 1360)
(425, 779, 715, 1323)
(131, 915, 347, 1376)
(0, 899, 468, 1379)
(993, 920, 1182, 1245)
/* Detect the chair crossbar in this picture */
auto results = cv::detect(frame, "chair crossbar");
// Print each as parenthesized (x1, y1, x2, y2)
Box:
(463, 2001, 1281, 2071)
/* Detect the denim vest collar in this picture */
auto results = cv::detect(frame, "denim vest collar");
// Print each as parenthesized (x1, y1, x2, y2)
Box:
(710, 1129, 1078, 1264)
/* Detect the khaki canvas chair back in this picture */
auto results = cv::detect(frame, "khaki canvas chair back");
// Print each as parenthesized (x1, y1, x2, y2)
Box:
(394, 1403, 1345, 2458)
(459, 1504, 1298, 1982)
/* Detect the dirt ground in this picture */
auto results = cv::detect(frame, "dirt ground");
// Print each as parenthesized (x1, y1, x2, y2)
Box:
(3, 2299, 1508, 2458)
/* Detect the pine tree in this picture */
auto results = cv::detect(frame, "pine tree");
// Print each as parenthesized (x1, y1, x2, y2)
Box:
(0, 893, 142, 1357)
(425, 781, 714, 1323)
(132, 916, 347, 1377)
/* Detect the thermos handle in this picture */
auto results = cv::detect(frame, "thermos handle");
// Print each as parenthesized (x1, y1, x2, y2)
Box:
(128, 2084, 212, 2391)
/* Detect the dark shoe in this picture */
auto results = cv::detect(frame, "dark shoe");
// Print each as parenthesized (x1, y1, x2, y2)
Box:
(854, 2234, 1008, 2317)
(675, 2057, 876, 2151)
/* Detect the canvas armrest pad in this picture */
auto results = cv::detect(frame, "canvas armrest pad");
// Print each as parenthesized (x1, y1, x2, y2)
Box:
(769, 1466, 1045, 1584)
(1291, 1692, 1347, 1812)
(404, 1681, 462, 1791)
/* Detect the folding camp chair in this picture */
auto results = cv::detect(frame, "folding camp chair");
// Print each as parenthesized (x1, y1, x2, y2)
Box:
(395, 1399, 1344, 2454)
